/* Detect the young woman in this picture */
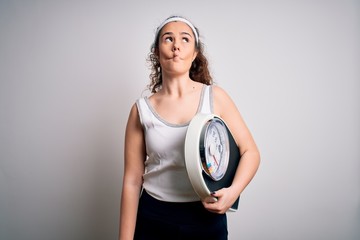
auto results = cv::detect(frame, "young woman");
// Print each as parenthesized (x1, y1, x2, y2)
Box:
(119, 16, 260, 240)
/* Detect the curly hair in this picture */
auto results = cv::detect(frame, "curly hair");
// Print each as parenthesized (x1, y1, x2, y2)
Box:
(147, 17, 213, 93)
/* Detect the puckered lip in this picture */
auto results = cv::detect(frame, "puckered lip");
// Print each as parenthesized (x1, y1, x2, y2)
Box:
(167, 54, 181, 61)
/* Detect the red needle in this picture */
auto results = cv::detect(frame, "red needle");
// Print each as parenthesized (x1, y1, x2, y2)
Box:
(213, 155, 219, 166)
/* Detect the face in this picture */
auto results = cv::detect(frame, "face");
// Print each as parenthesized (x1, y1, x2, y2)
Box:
(157, 21, 198, 77)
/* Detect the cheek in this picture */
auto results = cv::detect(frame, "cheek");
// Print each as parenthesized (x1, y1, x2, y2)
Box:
(158, 47, 171, 58)
(157, 49, 166, 62)
(183, 45, 197, 58)
(185, 50, 197, 61)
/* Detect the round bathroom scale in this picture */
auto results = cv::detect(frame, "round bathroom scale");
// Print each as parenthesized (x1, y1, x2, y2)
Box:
(184, 113, 241, 211)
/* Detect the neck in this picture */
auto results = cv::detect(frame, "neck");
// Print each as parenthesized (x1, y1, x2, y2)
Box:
(160, 73, 196, 97)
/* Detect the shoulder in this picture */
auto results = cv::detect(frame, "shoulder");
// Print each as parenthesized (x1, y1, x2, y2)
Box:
(125, 102, 145, 138)
(212, 85, 229, 99)
(128, 102, 140, 123)
(211, 85, 237, 116)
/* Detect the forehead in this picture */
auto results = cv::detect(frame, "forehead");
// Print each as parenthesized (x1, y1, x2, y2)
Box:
(160, 21, 194, 35)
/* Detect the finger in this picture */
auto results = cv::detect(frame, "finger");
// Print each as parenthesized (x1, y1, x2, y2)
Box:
(211, 189, 224, 198)
(204, 195, 218, 204)
(203, 199, 225, 212)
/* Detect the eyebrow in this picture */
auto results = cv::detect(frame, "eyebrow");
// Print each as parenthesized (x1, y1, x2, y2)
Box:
(161, 32, 193, 38)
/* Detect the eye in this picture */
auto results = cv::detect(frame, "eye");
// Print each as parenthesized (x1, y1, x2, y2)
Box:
(182, 37, 190, 43)
(165, 37, 173, 42)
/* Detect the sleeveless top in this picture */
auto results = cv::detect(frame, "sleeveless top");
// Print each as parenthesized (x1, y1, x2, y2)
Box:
(136, 85, 213, 202)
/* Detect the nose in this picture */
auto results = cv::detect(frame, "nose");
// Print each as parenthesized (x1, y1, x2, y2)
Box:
(172, 41, 180, 52)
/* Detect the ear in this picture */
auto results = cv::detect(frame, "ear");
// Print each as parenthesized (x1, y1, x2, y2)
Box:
(192, 50, 198, 62)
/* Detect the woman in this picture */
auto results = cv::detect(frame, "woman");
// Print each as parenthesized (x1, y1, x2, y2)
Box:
(119, 16, 260, 240)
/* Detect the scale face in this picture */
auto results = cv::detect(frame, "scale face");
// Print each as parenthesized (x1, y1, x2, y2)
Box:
(185, 113, 241, 211)
(201, 118, 230, 181)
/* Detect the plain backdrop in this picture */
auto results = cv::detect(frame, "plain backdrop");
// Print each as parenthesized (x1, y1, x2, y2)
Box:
(1, 0, 359, 239)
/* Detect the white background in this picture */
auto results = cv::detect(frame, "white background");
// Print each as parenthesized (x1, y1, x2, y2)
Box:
(1, 0, 359, 239)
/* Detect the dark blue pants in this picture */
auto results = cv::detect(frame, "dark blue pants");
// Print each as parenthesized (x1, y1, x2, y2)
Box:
(134, 190, 228, 240)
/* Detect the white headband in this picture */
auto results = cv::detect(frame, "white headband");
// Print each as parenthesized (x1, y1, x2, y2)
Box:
(154, 16, 199, 46)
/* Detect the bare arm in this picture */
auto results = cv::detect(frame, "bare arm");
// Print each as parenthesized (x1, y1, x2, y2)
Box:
(203, 86, 261, 213)
(119, 104, 146, 240)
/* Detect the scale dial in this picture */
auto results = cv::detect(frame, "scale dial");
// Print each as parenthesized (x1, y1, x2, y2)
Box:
(201, 118, 230, 181)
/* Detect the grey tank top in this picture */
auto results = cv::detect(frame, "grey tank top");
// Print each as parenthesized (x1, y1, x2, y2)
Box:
(136, 85, 213, 202)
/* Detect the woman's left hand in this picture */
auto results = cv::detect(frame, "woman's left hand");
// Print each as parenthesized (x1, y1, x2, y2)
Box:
(201, 187, 237, 214)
